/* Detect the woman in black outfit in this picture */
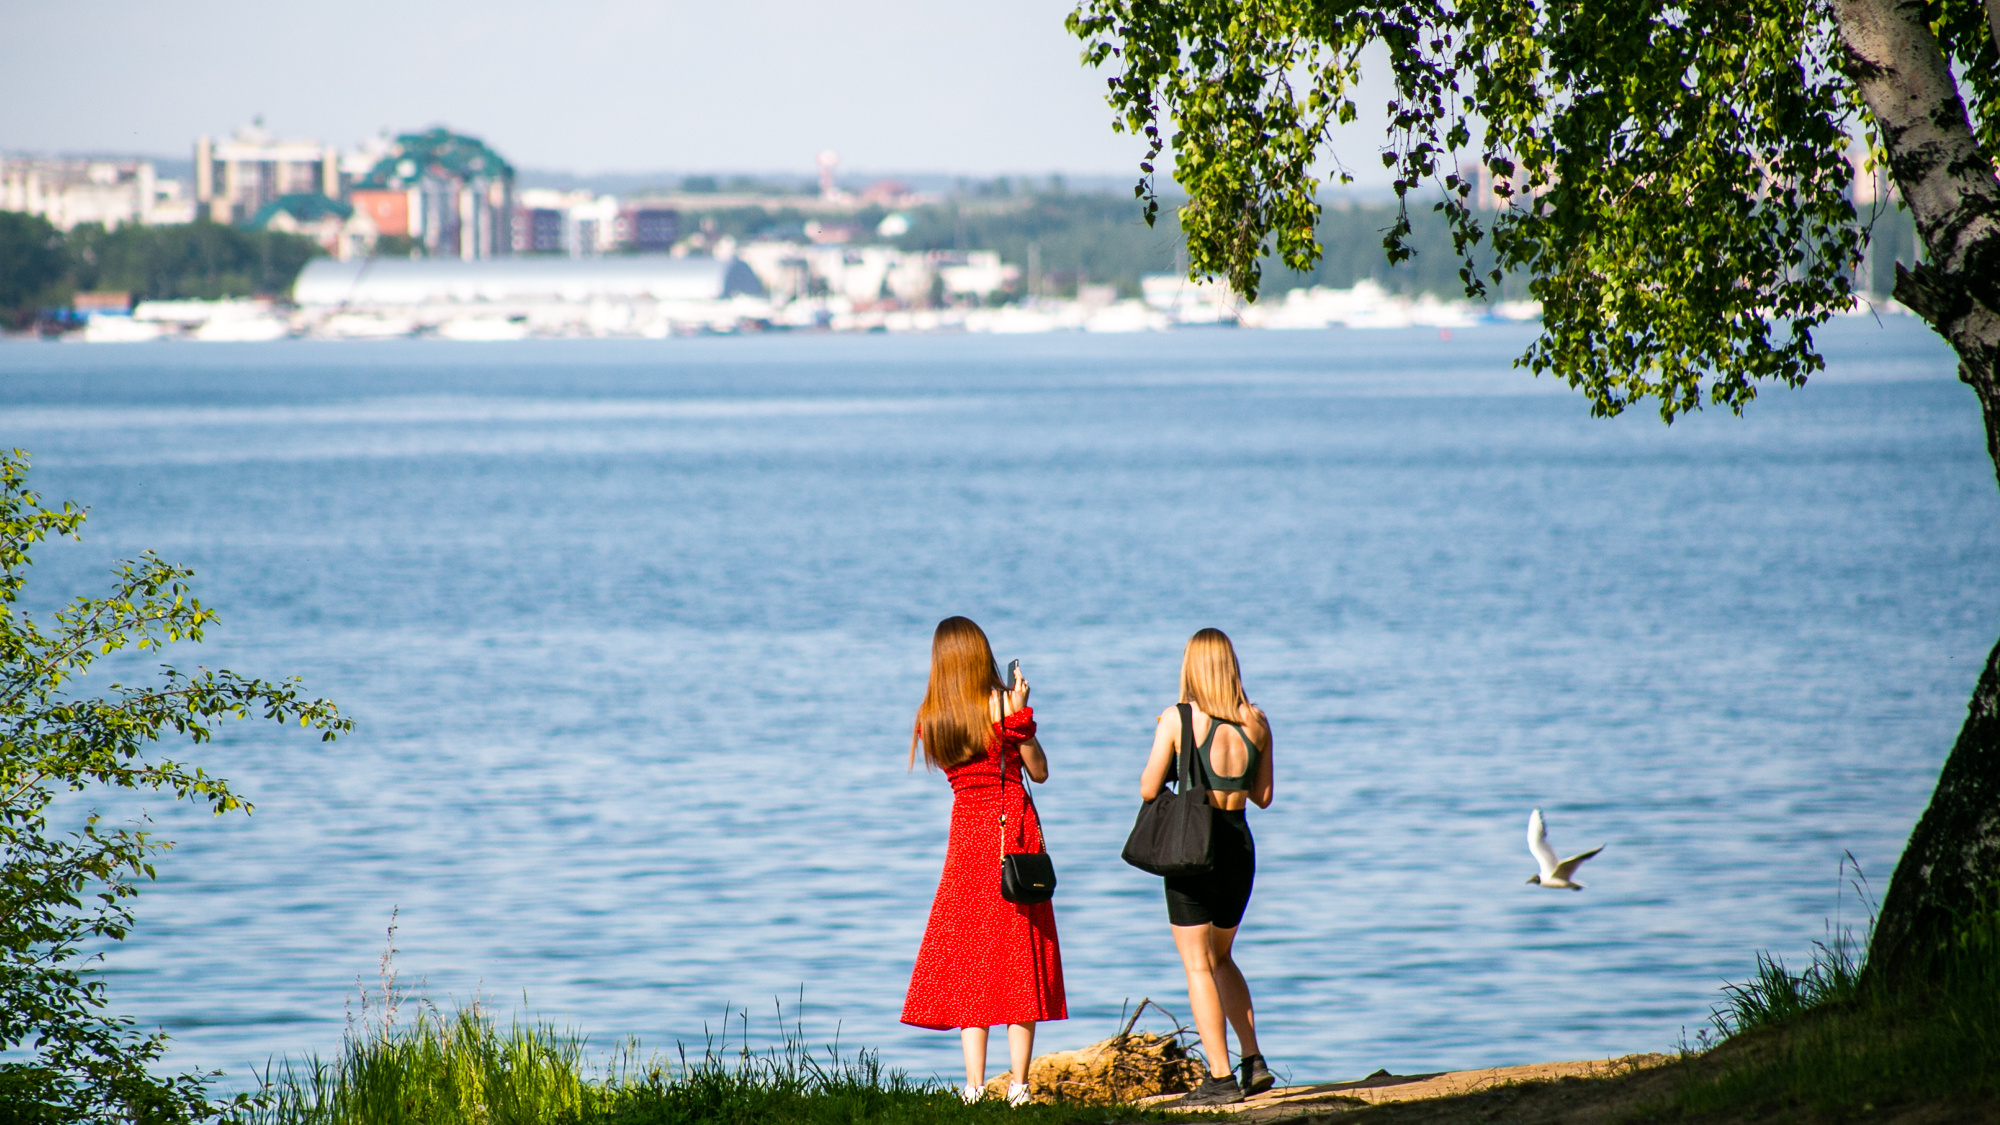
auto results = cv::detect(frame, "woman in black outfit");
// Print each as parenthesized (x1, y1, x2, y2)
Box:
(1138, 628, 1276, 1106)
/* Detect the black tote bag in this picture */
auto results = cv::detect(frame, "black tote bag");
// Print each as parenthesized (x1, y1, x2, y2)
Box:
(1120, 704, 1215, 876)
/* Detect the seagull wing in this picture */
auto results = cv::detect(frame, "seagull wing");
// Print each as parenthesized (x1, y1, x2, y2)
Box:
(1551, 845, 1604, 882)
(1527, 809, 1559, 878)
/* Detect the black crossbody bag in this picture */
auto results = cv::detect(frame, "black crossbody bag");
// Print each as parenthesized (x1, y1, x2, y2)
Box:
(1120, 703, 1215, 876)
(998, 714, 1057, 904)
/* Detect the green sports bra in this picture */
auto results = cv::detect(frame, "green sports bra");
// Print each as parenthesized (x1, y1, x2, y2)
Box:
(1192, 715, 1262, 792)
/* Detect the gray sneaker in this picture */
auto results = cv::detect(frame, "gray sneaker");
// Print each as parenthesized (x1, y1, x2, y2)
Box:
(1179, 1075, 1245, 1107)
(1238, 1054, 1274, 1096)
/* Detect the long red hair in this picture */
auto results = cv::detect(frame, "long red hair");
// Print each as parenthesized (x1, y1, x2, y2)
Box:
(911, 616, 1004, 770)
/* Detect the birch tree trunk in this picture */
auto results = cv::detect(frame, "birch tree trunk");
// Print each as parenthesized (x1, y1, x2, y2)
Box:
(1832, 0, 2000, 992)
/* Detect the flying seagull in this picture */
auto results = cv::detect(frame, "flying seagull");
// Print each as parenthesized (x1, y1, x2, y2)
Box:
(1527, 808, 1603, 890)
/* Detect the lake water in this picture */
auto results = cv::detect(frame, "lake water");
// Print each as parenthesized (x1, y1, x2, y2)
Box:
(1, 320, 1994, 1090)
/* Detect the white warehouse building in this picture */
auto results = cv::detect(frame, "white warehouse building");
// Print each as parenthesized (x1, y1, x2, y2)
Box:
(291, 256, 770, 338)
(294, 255, 766, 306)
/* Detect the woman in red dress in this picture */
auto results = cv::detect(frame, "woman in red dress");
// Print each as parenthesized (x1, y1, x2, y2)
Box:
(902, 616, 1066, 1105)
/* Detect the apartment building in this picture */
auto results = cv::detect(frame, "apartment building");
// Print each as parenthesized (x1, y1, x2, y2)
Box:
(349, 129, 515, 259)
(194, 122, 340, 224)
(0, 157, 194, 229)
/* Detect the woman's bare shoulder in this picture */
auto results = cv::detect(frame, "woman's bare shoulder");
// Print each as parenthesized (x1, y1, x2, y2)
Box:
(1243, 705, 1272, 742)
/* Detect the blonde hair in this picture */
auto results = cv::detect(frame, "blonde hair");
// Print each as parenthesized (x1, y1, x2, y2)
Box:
(911, 616, 1005, 770)
(1179, 628, 1264, 746)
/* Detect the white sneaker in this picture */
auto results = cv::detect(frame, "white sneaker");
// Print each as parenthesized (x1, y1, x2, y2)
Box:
(960, 1082, 984, 1104)
(1007, 1082, 1030, 1107)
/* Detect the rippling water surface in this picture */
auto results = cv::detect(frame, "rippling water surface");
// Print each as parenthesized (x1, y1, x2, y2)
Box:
(1, 321, 1993, 1087)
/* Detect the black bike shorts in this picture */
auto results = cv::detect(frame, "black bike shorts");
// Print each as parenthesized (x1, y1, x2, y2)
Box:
(1163, 806, 1255, 929)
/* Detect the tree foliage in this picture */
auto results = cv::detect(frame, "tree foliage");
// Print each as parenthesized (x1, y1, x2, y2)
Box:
(0, 450, 350, 1121)
(1068, 0, 2000, 996)
(60, 222, 322, 302)
(0, 218, 320, 328)
(1066, 0, 1994, 422)
(0, 213, 66, 323)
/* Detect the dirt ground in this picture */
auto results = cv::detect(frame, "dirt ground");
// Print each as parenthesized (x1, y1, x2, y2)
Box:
(1130, 1053, 1998, 1125)
(996, 1013, 1994, 1123)
(1133, 1055, 1675, 1123)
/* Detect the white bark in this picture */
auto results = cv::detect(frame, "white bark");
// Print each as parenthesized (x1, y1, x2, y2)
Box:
(1834, 0, 2000, 478)
(1836, 0, 2000, 990)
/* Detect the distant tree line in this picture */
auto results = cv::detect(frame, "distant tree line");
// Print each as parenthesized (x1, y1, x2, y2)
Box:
(892, 189, 1560, 301)
(676, 173, 816, 195)
(674, 181, 1920, 305)
(671, 188, 1487, 301)
(0, 212, 321, 329)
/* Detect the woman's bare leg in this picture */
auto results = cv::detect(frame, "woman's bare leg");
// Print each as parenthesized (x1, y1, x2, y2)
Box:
(1007, 1022, 1036, 1084)
(1172, 923, 1233, 1078)
(960, 1026, 988, 1089)
(1206, 925, 1260, 1060)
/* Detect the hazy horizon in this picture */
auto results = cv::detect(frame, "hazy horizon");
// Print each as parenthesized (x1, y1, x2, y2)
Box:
(0, 154, 1408, 204)
(1, 0, 1401, 189)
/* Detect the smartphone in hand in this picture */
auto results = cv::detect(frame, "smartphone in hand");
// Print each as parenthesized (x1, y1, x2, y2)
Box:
(1004, 659, 1021, 690)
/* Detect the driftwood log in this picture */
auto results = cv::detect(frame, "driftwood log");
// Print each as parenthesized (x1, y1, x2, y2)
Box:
(980, 999, 1209, 1105)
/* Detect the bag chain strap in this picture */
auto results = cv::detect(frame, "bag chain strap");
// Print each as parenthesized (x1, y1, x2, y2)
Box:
(998, 690, 1043, 862)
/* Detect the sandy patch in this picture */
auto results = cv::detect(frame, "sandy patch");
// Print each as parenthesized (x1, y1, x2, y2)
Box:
(1136, 1054, 1676, 1117)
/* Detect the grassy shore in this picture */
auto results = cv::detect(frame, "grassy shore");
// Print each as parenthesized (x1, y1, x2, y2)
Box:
(240, 1004, 1173, 1125)
(237, 962, 1999, 1125)
(1657, 915, 2000, 1119)
(1342, 909, 2000, 1123)
(235, 899, 2000, 1125)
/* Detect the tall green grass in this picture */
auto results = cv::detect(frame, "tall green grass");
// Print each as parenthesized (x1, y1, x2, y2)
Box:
(240, 1002, 1169, 1125)
(1671, 869, 2000, 1116)
(244, 1004, 606, 1125)
(1708, 937, 1863, 1037)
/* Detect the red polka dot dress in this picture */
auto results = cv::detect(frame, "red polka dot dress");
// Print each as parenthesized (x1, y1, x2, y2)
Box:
(901, 707, 1067, 1030)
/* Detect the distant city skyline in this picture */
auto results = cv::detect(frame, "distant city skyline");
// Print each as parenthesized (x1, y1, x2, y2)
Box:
(1, 0, 1398, 187)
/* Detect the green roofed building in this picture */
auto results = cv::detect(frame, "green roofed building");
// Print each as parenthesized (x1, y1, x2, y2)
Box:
(250, 193, 351, 226)
(249, 193, 375, 260)
(353, 128, 515, 260)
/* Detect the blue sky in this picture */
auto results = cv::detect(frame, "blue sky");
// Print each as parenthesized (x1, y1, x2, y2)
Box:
(3, 0, 1396, 184)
